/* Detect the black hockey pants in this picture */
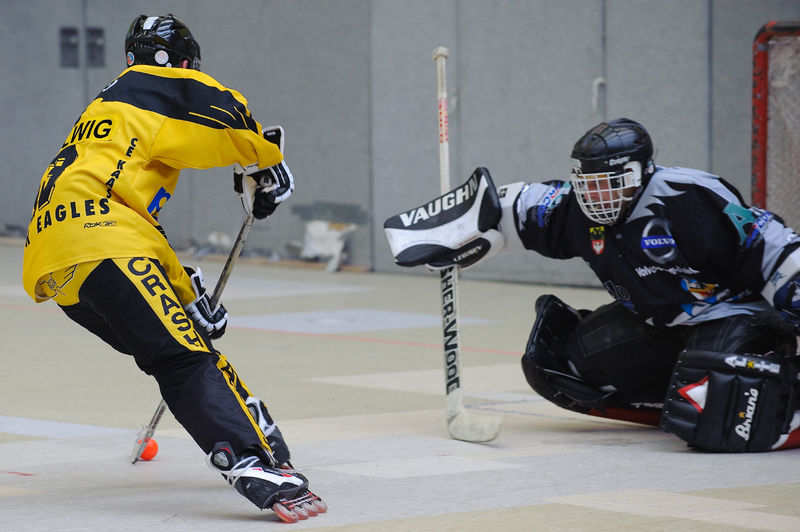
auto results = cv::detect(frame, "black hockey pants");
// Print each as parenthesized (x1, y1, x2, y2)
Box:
(58, 257, 274, 457)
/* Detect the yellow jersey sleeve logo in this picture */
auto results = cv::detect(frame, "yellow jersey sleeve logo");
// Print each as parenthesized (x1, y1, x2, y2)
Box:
(62, 115, 120, 148)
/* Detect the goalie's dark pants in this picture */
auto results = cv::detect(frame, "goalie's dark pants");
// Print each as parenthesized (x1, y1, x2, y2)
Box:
(560, 300, 791, 402)
(58, 257, 274, 458)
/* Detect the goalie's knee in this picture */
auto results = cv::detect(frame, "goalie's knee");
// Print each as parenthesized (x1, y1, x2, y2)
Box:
(521, 295, 611, 413)
(661, 349, 800, 452)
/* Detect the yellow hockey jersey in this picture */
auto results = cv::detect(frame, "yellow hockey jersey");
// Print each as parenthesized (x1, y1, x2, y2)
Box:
(23, 65, 282, 302)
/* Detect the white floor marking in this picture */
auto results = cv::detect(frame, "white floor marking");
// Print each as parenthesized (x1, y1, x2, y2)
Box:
(231, 308, 494, 334)
(0, 416, 129, 439)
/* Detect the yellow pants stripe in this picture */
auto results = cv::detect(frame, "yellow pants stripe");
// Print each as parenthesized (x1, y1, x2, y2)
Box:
(114, 257, 208, 353)
(216, 353, 272, 451)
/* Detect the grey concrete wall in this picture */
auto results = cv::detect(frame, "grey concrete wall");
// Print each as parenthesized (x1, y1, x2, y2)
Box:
(3, 0, 799, 287)
(2, 0, 85, 239)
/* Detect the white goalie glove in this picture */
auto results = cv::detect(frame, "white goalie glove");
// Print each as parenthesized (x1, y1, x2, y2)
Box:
(384, 167, 505, 270)
(234, 126, 295, 219)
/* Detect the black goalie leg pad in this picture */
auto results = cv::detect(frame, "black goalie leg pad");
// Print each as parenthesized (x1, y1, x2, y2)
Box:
(521, 295, 612, 413)
(661, 349, 800, 452)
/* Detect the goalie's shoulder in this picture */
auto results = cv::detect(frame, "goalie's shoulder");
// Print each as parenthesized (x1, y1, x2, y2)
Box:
(647, 166, 728, 192)
(515, 180, 573, 228)
(643, 166, 744, 207)
(520, 180, 573, 205)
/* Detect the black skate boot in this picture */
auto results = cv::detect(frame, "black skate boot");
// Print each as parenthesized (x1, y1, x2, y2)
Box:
(244, 397, 328, 517)
(207, 441, 324, 523)
(245, 396, 291, 464)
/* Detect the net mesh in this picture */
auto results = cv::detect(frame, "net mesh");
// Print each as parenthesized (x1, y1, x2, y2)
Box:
(766, 35, 800, 230)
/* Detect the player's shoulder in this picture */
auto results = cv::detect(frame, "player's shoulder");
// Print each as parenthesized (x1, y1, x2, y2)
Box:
(121, 65, 227, 89)
(515, 180, 574, 227)
(651, 166, 719, 184)
(646, 166, 743, 205)
(648, 166, 727, 194)
(521, 180, 572, 205)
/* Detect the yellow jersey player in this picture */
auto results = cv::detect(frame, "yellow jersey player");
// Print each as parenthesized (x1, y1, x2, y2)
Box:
(22, 14, 324, 523)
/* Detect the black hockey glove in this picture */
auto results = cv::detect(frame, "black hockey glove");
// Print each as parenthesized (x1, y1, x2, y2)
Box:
(184, 266, 228, 339)
(233, 126, 295, 220)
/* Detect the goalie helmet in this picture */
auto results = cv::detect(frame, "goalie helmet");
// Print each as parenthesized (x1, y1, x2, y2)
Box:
(125, 14, 201, 70)
(570, 118, 654, 225)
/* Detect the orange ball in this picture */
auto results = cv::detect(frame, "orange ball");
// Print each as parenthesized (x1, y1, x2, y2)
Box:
(137, 438, 158, 461)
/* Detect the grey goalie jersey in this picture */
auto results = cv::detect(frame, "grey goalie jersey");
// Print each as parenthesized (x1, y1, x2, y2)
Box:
(513, 166, 800, 328)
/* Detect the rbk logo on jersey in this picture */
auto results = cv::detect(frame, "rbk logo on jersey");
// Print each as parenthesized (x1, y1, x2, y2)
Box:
(590, 226, 605, 255)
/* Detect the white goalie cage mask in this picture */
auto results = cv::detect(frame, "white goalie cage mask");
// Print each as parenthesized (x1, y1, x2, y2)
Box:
(570, 160, 643, 225)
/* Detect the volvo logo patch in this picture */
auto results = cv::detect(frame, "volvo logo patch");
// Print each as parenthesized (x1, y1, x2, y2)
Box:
(641, 218, 677, 264)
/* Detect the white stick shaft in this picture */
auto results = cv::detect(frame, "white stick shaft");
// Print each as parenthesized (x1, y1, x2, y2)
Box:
(434, 46, 451, 194)
(431, 47, 500, 442)
(433, 46, 463, 402)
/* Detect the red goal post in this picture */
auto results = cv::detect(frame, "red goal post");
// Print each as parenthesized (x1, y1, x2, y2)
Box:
(752, 21, 800, 230)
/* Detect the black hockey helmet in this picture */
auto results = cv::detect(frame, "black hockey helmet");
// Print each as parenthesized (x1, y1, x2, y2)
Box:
(569, 118, 655, 224)
(571, 118, 653, 175)
(125, 14, 201, 70)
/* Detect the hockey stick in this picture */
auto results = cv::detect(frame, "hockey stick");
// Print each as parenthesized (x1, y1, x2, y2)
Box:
(130, 211, 255, 463)
(433, 46, 502, 442)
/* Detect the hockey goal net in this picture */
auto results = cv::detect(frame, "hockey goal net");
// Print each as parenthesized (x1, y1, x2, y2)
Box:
(752, 21, 800, 230)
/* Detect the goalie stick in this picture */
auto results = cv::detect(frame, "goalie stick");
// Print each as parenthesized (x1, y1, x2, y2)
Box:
(130, 211, 255, 463)
(433, 46, 502, 442)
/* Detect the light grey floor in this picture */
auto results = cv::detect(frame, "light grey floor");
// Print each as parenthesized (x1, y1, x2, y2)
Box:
(1, 239, 799, 531)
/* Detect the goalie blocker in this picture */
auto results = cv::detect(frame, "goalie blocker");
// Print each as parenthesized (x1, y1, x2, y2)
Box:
(384, 167, 504, 270)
